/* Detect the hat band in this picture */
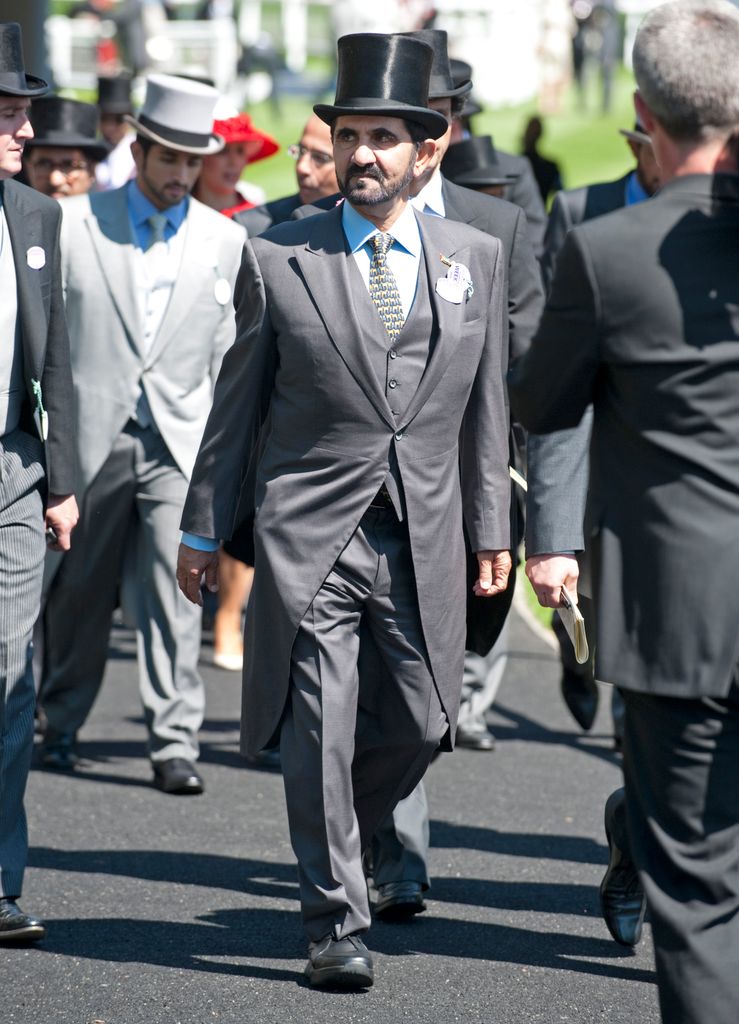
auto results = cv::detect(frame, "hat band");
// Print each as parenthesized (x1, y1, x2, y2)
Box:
(137, 113, 213, 149)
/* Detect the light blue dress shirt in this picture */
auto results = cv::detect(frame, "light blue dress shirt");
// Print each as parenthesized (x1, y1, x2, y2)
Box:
(181, 199, 424, 552)
(624, 170, 650, 207)
(127, 179, 188, 250)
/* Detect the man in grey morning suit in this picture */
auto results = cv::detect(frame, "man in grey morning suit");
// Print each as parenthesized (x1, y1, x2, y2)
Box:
(38, 74, 245, 794)
(178, 32, 512, 988)
(0, 22, 78, 943)
(510, 3, 739, 1020)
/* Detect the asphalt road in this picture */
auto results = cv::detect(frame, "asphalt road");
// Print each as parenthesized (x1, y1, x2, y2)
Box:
(5, 608, 660, 1024)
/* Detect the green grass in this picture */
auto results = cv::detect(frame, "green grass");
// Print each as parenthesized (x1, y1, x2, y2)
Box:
(244, 66, 639, 202)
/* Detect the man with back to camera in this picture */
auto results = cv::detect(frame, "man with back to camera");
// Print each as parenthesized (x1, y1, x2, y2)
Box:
(177, 31, 513, 988)
(510, 3, 739, 1019)
(0, 22, 78, 944)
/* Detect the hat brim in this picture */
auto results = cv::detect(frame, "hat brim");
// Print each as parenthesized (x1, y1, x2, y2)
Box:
(428, 77, 472, 100)
(451, 170, 519, 188)
(0, 73, 49, 98)
(619, 128, 651, 145)
(25, 136, 111, 162)
(124, 114, 224, 155)
(313, 100, 448, 140)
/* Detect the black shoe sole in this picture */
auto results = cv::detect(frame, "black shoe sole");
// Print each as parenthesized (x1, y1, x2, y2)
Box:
(374, 898, 426, 922)
(0, 924, 46, 943)
(305, 961, 374, 989)
(152, 780, 204, 795)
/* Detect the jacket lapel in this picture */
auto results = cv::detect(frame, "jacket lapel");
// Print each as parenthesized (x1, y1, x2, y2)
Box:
(398, 212, 468, 429)
(86, 189, 141, 354)
(294, 206, 395, 430)
(4, 181, 44, 383)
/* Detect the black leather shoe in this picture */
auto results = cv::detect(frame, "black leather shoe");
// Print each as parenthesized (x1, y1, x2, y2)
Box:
(152, 758, 204, 795)
(374, 880, 426, 921)
(305, 934, 373, 988)
(0, 899, 46, 943)
(455, 721, 496, 751)
(39, 734, 80, 771)
(244, 748, 282, 770)
(600, 788, 646, 947)
(560, 668, 599, 731)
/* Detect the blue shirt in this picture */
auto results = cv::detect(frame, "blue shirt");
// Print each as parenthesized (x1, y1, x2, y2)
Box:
(127, 179, 188, 250)
(624, 170, 650, 207)
(182, 200, 424, 553)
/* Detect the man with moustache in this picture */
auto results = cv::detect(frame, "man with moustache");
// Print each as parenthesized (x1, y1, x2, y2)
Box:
(0, 22, 78, 943)
(38, 75, 245, 795)
(177, 32, 512, 987)
(23, 96, 109, 201)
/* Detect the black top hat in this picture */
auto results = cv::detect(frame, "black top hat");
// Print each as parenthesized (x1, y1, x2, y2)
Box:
(402, 30, 472, 100)
(0, 22, 48, 97)
(98, 73, 134, 114)
(442, 136, 519, 189)
(314, 34, 448, 140)
(449, 59, 483, 119)
(26, 97, 110, 162)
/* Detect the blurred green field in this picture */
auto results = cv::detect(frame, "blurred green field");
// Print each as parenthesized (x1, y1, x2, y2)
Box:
(244, 66, 639, 202)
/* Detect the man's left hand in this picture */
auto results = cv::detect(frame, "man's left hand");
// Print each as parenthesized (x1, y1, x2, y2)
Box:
(45, 493, 79, 551)
(473, 549, 512, 597)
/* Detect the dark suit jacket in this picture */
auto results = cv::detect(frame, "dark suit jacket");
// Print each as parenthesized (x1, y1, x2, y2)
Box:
(2, 179, 76, 496)
(282, 178, 544, 655)
(510, 173, 739, 698)
(233, 193, 302, 236)
(526, 173, 631, 557)
(496, 149, 547, 259)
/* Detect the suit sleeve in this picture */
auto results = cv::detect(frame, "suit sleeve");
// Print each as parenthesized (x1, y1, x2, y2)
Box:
(540, 191, 573, 295)
(508, 227, 600, 435)
(180, 239, 277, 540)
(460, 238, 511, 552)
(506, 206, 545, 365)
(42, 204, 77, 497)
(507, 159, 547, 259)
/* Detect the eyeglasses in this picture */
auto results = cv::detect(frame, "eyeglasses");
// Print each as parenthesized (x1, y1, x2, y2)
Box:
(27, 157, 91, 176)
(287, 143, 333, 167)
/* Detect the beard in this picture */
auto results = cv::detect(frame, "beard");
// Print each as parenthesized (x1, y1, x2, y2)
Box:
(337, 153, 416, 206)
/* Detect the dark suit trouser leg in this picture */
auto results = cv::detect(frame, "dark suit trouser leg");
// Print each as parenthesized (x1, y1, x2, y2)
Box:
(371, 780, 430, 888)
(622, 684, 739, 1024)
(0, 430, 45, 898)
(279, 508, 447, 943)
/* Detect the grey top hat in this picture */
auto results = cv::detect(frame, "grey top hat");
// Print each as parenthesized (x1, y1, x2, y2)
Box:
(619, 120, 651, 145)
(26, 97, 110, 162)
(402, 30, 472, 100)
(442, 136, 519, 189)
(314, 34, 448, 140)
(124, 74, 224, 155)
(0, 22, 48, 97)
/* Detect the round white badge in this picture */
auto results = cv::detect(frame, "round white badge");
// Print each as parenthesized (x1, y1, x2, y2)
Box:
(214, 278, 231, 305)
(27, 246, 46, 270)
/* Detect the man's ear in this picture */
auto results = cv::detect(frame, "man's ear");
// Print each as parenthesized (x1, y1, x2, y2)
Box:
(634, 91, 656, 135)
(414, 138, 437, 176)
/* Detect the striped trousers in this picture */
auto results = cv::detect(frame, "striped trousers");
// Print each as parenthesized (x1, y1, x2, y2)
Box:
(0, 428, 45, 898)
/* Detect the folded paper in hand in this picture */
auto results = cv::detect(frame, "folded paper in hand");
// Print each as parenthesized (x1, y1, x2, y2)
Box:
(557, 586, 589, 665)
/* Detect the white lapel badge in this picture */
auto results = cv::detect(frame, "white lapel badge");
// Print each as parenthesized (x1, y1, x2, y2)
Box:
(214, 278, 231, 306)
(435, 254, 473, 304)
(27, 246, 46, 270)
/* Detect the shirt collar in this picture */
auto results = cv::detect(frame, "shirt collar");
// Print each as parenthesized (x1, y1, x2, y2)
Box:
(410, 169, 445, 217)
(127, 178, 188, 232)
(341, 199, 422, 258)
(625, 170, 650, 207)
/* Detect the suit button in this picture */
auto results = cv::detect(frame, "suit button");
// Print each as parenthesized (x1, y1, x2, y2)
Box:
(395, 431, 403, 441)
(389, 379, 398, 389)
(389, 349, 397, 359)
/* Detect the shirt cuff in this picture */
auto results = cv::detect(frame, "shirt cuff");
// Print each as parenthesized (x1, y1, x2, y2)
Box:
(181, 532, 220, 552)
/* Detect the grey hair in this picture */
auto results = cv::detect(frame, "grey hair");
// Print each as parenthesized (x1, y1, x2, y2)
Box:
(633, 0, 739, 141)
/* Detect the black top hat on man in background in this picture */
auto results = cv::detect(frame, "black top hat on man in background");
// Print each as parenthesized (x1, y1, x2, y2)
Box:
(0, 22, 49, 97)
(402, 29, 472, 101)
(98, 73, 134, 115)
(26, 97, 110, 163)
(314, 33, 448, 140)
(450, 58, 483, 122)
(442, 135, 519, 190)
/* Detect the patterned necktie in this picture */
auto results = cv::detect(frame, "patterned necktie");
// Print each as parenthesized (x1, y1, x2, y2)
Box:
(369, 232, 405, 343)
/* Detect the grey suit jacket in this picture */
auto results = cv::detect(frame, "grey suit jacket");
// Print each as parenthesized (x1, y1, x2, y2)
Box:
(525, 173, 630, 556)
(234, 192, 302, 236)
(510, 173, 739, 698)
(182, 205, 510, 753)
(59, 187, 246, 494)
(3, 179, 76, 496)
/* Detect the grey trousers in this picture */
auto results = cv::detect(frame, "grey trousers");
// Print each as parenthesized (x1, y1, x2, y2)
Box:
(0, 429, 45, 898)
(279, 506, 447, 942)
(623, 682, 739, 1024)
(41, 423, 204, 762)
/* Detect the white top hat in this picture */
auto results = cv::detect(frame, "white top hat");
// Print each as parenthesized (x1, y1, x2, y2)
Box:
(125, 73, 224, 155)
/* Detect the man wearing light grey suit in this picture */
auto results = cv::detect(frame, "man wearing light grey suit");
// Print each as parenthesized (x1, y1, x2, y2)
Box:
(0, 22, 79, 943)
(38, 74, 245, 794)
(178, 32, 512, 988)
